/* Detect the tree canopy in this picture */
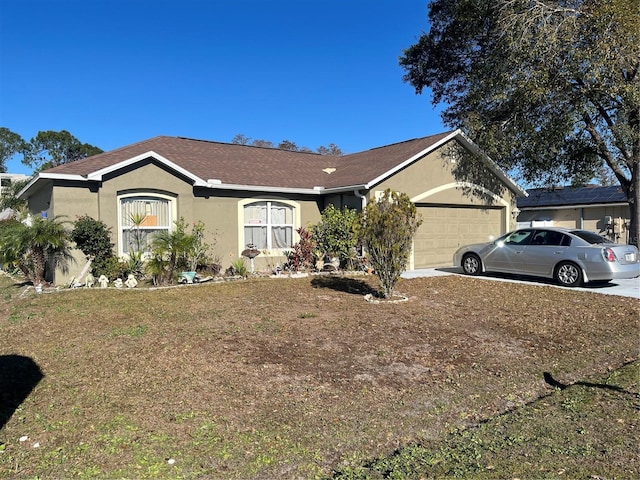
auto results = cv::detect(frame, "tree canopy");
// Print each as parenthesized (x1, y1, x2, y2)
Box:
(1, 128, 103, 173)
(23, 130, 103, 171)
(0, 127, 27, 173)
(400, 0, 640, 245)
(232, 134, 343, 156)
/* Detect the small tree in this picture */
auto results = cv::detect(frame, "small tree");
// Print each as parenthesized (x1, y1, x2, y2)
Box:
(311, 205, 359, 268)
(359, 190, 422, 299)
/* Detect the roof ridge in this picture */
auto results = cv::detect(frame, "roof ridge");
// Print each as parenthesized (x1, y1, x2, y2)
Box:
(346, 130, 456, 155)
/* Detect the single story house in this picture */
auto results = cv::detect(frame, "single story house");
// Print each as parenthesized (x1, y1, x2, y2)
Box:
(517, 185, 631, 244)
(19, 129, 526, 284)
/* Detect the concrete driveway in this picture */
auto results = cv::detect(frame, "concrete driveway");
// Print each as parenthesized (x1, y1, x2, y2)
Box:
(402, 267, 640, 299)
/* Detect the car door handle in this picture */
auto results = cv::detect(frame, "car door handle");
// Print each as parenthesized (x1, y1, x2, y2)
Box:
(554, 251, 562, 254)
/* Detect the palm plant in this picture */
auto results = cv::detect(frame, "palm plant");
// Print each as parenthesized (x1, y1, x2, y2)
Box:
(0, 215, 73, 285)
(148, 219, 191, 285)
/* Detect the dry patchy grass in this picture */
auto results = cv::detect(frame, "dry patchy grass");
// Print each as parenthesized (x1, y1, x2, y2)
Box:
(0, 273, 638, 478)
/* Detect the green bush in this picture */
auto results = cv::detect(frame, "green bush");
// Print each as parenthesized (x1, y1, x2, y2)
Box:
(359, 190, 422, 299)
(228, 258, 248, 277)
(311, 205, 359, 268)
(147, 218, 212, 285)
(70, 215, 118, 278)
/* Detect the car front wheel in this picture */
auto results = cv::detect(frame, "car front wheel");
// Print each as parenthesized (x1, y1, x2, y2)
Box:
(555, 261, 582, 287)
(462, 253, 482, 275)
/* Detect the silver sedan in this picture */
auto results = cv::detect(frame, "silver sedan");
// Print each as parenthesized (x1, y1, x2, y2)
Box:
(453, 228, 640, 287)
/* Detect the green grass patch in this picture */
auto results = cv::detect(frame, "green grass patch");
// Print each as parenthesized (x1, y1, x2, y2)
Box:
(334, 361, 640, 479)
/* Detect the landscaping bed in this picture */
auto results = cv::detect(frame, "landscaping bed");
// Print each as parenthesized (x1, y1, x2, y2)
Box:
(0, 274, 638, 478)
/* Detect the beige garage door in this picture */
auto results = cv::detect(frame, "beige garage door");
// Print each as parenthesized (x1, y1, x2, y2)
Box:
(413, 205, 504, 268)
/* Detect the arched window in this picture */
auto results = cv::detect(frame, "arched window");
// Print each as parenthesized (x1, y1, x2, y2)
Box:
(243, 201, 294, 250)
(119, 194, 174, 256)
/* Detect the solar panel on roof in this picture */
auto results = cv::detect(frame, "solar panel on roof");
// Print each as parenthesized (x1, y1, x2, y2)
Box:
(518, 186, 627, 208)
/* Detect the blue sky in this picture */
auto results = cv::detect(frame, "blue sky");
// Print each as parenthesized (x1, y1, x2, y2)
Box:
(0, 0, 444, 175)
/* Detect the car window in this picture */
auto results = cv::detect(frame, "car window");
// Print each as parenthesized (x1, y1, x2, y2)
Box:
(570, 230, 611, 244)
(532, 230, 570, 246)
(503, 230, 533, 245)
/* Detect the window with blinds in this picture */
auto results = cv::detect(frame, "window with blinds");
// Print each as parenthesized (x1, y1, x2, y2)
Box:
(120, 196, 171, 255)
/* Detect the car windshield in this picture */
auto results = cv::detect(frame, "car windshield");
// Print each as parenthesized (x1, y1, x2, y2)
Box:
(570, 230, 612, 245)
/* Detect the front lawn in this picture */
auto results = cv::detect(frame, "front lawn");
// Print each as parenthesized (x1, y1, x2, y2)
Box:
(0, 273, 638, 478)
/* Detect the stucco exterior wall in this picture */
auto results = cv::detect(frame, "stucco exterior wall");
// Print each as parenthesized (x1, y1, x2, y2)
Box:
(39, 162, 326, 282)
(370, 147, 516, 212)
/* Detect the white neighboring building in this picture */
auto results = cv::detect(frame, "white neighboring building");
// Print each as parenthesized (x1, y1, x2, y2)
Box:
(0, 173, 30, 197)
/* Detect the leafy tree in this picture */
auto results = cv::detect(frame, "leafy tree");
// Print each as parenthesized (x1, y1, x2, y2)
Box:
(359, 190, 422, 299)
(0, 127, 27, 173)
(70, 215, 118, 278)
(0, 215, 73, 285)
(399, 0, 640, 245)
(23, 130, 103, 171)
(311, 205, 359, 268)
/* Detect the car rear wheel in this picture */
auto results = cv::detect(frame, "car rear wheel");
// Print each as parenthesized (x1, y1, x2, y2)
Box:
(555, 261, 582, 287)
(462, 253, 482, 275)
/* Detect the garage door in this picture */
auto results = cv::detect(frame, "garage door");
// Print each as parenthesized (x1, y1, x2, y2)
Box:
(413, 205, 504, 268)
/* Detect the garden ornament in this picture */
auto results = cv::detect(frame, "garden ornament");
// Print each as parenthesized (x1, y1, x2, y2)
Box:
(85, 273, 95, 288)
(125, 274, 138, 288)
(113, 278, 124, 288)
(98, 275, 109, 288)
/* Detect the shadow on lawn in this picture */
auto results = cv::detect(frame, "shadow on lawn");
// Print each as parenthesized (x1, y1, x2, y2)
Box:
(543, 369, 640, 398)
(310, 276, 378, 296)
(0, 355, 44, 429)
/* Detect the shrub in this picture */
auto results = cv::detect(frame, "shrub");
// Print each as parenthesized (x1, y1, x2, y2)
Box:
(286, 227, 315, 271)
(311, 205, 359, 268)
(147, 218, 212, 285)
(227, 258, 248, 277)
(70, 215, 118, 278)
(359, 190, 422, 299)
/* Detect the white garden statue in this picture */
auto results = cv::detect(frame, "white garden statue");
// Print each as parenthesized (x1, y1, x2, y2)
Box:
(125, 274, 138, 288)
(113, 278, 124, 288)
(85, 273, 95, 288)
(98, 275, 109, 288)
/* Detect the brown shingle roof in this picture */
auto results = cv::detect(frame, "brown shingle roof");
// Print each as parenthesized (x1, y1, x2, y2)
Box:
(39, 131, 462, 191)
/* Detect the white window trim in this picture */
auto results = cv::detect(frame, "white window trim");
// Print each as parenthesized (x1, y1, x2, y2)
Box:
(238, 199, 300, 256)
(117, 192, 177, 257)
